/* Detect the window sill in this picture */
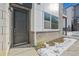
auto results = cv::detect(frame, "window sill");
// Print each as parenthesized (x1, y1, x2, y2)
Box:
(36, 29, 60, 32)
(43, 29, 60, 31)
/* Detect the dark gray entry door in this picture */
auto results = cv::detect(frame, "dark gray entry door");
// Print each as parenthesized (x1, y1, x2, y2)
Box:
(13, 9, 29, 46)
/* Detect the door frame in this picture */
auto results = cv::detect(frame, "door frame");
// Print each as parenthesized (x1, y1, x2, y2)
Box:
(10, 4, 31, 47)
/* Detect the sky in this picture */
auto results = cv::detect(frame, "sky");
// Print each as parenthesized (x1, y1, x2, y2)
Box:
(64, 3, 78, 9)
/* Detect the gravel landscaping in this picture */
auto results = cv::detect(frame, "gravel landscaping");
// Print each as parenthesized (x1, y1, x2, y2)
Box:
(37, 38, 77, 56)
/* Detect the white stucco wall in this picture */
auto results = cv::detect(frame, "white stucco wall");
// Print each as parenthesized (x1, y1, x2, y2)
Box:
(31, 3, 60, 32)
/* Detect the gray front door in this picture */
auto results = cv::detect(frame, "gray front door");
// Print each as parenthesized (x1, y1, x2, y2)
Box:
(13, 8, 29, 46)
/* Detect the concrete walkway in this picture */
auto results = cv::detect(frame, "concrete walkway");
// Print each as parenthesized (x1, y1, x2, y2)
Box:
(64, 31, 79, 39)
(61, 40, 79, 56)
(8, 45, 38, 56)
(62, 32, 79, 56)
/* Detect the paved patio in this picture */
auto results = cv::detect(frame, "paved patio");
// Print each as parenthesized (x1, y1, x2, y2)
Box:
(8, 45, 38, 56)
(61, 40, 79, 56)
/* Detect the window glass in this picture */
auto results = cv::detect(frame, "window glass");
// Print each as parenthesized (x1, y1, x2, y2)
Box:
(44, 12, 58, 29)
(51, 15, 58, 29)
(44, 12, 50, 21)
(44, 12, 50, 29)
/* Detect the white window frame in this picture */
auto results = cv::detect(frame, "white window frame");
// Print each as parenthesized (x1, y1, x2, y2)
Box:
(43, 12, 60, 31)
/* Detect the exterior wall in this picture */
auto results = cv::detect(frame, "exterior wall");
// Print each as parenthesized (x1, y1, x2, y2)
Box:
(0, 3, 10, 55)
(0, 3, 12, 56)
(0, 3, 6, 55)
(74, 5, 79, 31)
(30, 4, 36, 46)
(33, 3, 59, 32)
(1, 3, 35, 55)
(59, 3, 64, 35)
(36, 31, 62, 43)
(0, 3, 64, 55)
(66, 6, 74, 31)
(74, 4, 79, 17)
(66, 4, 79, 31)
(33, 3, 63, 44)
(6, 4, 13, 55)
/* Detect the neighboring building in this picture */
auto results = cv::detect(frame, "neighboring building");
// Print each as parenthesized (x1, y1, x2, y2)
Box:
(66, 6, 74, 31)
(73, 4, 79, 31)
(66, 4, 79, 31)
(0, 3, 63, 55)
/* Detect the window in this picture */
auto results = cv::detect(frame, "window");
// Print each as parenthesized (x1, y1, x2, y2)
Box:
(44, 12, 50, 29)
(44, 12, 58, 29)
(51, 15, 58, 29)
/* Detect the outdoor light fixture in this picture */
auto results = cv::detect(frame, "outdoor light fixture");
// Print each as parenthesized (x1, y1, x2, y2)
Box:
(62, 14, 67, 18)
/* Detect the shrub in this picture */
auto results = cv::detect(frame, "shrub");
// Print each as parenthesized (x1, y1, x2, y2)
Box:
(35, 41, 46, 50)
(46, 40, 55, 46)
(35, 37, 64, 50)
(53, 38, 64, 43)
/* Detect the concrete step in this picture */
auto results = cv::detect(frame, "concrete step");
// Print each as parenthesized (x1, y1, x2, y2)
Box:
(8, 45, 38, 56)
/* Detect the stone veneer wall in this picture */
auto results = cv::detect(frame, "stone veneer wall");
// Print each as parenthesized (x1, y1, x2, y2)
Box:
(30, 31, 35, 46)
(36, 31, 63, 43)
(0, 4, 11, 56)
(0, 4, 7, 56)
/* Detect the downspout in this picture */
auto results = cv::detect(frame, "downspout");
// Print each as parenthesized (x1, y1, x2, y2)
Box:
(33, 4, 37, 46)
